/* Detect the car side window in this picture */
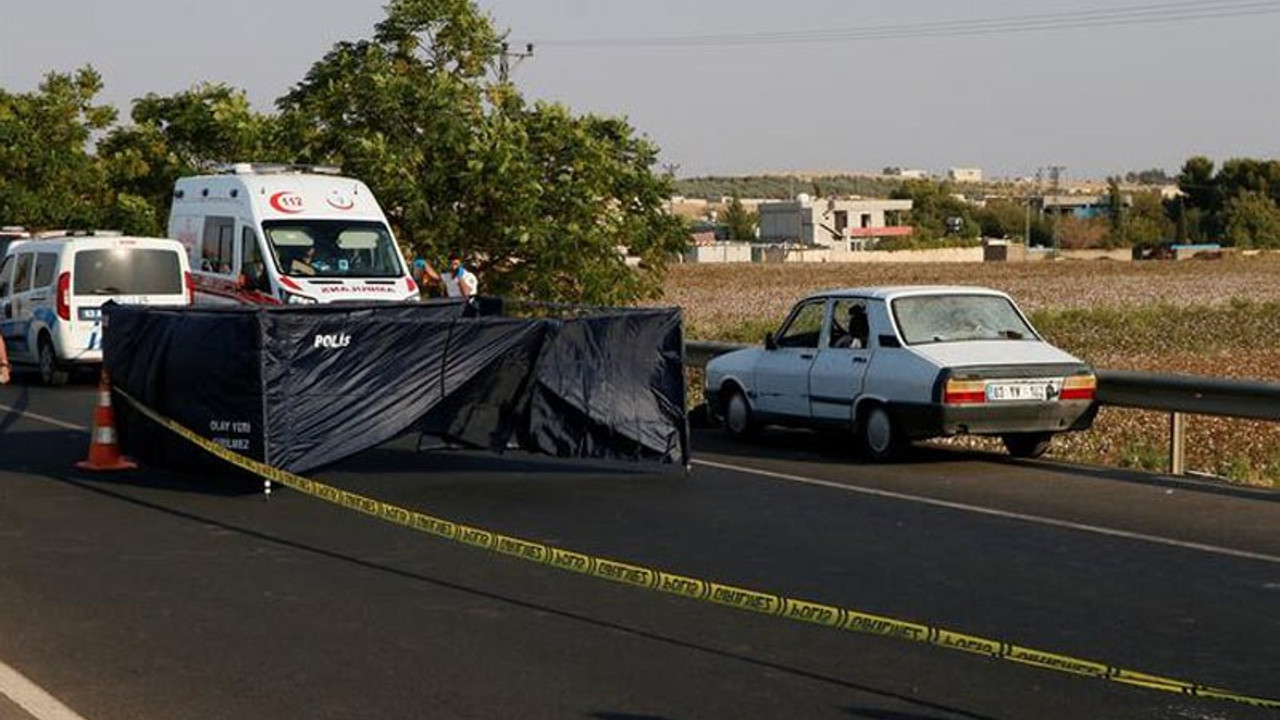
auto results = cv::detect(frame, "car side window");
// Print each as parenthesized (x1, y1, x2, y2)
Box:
(776, 300, 825, 349)
(829, 299, 870, 349)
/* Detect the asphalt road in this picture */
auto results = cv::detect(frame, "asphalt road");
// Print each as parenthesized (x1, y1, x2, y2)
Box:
(1, 375, 1278, 720)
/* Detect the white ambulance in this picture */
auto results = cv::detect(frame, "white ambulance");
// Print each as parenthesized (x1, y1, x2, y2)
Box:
(168, 164, 419, 305)
(0, 233, 193, 385)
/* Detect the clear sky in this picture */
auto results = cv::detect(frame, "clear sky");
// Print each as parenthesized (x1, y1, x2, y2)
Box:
(1, 0, 1276, 180)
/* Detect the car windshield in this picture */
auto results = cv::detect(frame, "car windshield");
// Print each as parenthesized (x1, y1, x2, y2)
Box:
(263, 220, 404, 279)
(891, 294, 1037, 345)
(73, 249, 183, 295)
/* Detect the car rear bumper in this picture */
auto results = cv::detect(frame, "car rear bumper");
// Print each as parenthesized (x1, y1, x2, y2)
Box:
(893, 400, 1097, 439)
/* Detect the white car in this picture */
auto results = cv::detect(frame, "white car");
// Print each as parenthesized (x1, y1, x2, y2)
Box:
(0, 233, 193, 385)
(704, 286, 1097, 460)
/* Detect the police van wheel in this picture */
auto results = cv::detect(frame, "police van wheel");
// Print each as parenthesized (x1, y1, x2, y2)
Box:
(38, 336, 68, 387)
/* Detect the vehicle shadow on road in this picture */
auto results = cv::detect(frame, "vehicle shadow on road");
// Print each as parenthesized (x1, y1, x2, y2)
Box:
(692, 427, 1280, 503)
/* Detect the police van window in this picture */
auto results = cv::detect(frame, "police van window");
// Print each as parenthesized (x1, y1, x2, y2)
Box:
(201, 217, 236, 275)
(74, 249, 183, 296)
(0, 255, 14, 297)
(33, 253, 57, 288)
(11, 253, 33, 294)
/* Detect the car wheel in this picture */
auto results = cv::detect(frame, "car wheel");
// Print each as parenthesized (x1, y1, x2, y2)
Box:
(38, 336, 69, 387)
(723, 388, 756, 440)
(1003, 432, 1053, 458)
(858, 404, 900, 462)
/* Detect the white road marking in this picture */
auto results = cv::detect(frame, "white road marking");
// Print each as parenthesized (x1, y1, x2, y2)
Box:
(0, 661, 89, 720)
(0, 405, 86, 432)
(693, 458, 1280, 565)
(7, 400, 1277, 565)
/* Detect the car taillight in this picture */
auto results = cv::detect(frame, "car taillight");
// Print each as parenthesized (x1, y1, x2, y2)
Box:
(1060, 374, 1097, 401)
(406, 276, 418, 294)
(944, 378, 986, 404)
(56, 272, 71, 321)
(184, 271, 195, 304)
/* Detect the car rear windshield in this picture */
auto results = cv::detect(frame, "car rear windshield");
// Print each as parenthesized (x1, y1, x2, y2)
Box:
(73, 249, 183, 295)
(891, 294, 1036, 345)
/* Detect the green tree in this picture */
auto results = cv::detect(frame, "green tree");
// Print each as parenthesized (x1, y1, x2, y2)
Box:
(1224, 191, 1280, 249)
(1124, 190, 1174, 248)
(1104, 176, 1125, 246)
(974, 199, 1025, 240)
(97, 83, 280, 234)
(0, 66, 116, 230)
(721, 196, 757, 241)
(278, 0, 686, 304)
(891, 179, 978, 241)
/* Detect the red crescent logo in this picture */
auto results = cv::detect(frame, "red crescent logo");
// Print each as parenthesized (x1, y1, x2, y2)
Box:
(269, 191, 305, 214)
(326, 194, 355, 211)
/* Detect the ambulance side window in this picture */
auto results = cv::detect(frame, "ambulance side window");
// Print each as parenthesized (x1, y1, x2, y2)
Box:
(201, 217, 236, 275)
(239, 226, 269, 292)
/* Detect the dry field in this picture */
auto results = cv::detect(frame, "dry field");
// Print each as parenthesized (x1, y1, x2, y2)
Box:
(663, 254, 1280, 485)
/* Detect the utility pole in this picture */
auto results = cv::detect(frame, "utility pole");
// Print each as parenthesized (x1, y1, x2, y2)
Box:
(499, 42, 535, 83)
(1047, 165, 1065, 254)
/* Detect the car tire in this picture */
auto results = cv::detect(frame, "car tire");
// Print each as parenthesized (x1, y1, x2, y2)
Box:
(1003, 432, 1053, 458)
(858, 404, 901, 462)
(723, 387, 757, 440)
(38, 335, 69, 387)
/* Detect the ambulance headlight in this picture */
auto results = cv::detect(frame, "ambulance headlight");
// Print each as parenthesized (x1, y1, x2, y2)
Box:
(283, 291, 318, 305)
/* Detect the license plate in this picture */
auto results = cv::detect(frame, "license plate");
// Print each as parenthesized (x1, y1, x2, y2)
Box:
(77, 307, 102, 321)
(985, 379, 1061, 402)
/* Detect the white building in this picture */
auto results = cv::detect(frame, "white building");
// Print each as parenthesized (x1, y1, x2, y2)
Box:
(948, 167, 983, 183)
(758, 196, 913, 250)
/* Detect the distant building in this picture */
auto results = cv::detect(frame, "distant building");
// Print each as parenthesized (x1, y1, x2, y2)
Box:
(1034, 194, 1130, 220)
(758, 196, 913, 250)
(948, 167, 983, 183)
(883, 167, 928, 179)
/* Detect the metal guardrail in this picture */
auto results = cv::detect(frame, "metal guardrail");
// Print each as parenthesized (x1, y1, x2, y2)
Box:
(685, 340, 1280, 476)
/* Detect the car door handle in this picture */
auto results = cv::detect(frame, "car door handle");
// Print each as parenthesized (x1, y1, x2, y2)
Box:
(800, 353, 814, 360)
(852, 356, 867, 364)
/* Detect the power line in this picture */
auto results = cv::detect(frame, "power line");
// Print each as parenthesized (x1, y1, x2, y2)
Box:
(531, 0, 1280, 49)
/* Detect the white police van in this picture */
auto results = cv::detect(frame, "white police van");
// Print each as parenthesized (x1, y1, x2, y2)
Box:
(0, 233, 193, 385)
(168, 164, 419, 305)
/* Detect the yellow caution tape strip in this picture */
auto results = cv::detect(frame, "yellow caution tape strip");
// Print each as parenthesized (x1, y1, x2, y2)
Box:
(114, 388, 1279, 710)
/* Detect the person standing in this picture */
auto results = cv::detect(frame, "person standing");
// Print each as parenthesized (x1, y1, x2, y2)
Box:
(0, 332, 10, 385)
(423, 252, 479, 299)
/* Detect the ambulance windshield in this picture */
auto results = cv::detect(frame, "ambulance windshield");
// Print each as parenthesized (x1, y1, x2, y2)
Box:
(264, 220, 404, 279)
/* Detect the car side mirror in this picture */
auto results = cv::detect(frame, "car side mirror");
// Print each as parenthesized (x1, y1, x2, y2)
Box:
(764, 332, 778, 350)
(878, 334, 901, 348)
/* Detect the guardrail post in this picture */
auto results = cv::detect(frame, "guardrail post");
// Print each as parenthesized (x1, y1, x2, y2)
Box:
(1169, 412, 1186, 476)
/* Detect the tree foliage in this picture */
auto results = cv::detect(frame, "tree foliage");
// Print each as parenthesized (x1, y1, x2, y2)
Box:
(1177, 156, 1280, 246)
(275, 0, 685, 304)
(1224, 191, 1280, 249)
(890, 180, 979, 240)
(0, 67, 116, 229)
(97, 83, 282, 235)
(720, 196, 757, 240)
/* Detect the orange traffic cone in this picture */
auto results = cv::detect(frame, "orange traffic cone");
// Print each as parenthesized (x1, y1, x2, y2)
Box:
(76, 369, 138, 471)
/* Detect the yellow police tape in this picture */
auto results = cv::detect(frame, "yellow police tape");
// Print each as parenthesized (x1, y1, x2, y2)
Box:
(113, 388, 1279, 710)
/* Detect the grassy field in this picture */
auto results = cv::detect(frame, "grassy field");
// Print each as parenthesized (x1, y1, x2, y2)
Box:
(663, 254, 1280, 486)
